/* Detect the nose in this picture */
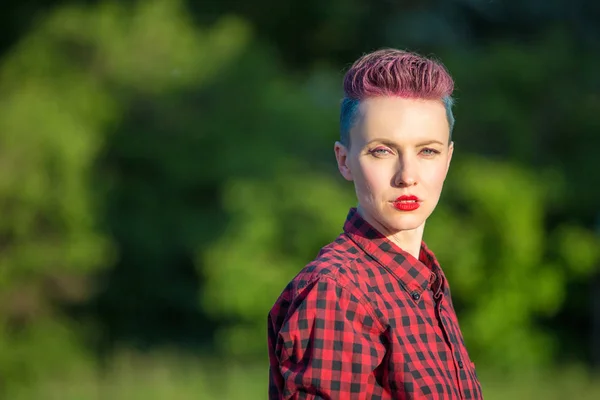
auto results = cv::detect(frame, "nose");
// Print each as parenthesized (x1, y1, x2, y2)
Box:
(393, 155, 418, 187)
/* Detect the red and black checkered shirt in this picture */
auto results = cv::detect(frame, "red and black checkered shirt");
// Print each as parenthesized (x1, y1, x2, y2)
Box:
(268, 208, 483, 399)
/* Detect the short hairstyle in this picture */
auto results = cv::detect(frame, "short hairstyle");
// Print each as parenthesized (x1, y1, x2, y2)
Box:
(340, 48, 455, 147)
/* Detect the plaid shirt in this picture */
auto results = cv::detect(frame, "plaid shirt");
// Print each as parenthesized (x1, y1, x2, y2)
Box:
(268, 208, 483, 399)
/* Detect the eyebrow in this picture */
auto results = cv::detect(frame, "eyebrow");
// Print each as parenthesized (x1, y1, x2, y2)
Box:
(416, 140, 445, 146)
(365, 138, 446, 147)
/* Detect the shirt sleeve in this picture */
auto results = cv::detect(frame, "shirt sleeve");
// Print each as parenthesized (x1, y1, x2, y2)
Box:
(269, 276, 388, 399)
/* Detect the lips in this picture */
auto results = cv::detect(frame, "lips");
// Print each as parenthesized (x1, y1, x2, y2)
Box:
(395, 195, 419, 202)
(392, 195, 421, 211)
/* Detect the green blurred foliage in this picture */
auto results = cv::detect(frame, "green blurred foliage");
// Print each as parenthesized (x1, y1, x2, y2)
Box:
(426, 157, 599, 370)
(440, 31, 600, 217)
(0, 0, 598, 396)
(203, 173, 354, 356)
(0, 0, 249, 390)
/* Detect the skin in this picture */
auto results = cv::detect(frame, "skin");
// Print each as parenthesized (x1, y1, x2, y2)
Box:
(334, 96, 454, 259)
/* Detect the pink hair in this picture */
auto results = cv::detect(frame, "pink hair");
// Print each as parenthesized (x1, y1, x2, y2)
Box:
(340, 48, 455, 145)
(344, 48, 454, 100)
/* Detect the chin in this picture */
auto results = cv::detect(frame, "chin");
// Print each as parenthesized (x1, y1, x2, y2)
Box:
(383, 210, 428, 232)
(387, 218, 424, 232)
(359, 204, 428, 233)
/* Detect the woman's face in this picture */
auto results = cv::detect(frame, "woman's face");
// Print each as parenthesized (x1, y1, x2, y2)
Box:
(335, 96, 453, 234)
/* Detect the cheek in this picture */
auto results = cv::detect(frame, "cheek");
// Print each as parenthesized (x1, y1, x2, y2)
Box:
(423, 163, 450, 191)
(356, 161, 392, 192)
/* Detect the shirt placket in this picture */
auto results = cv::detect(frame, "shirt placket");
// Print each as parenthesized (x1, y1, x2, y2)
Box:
(436, 293, 468, 399)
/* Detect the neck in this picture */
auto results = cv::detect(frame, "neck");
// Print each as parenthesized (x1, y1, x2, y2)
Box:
(357, 206, 425, 260)
(388, 226, 424, 260)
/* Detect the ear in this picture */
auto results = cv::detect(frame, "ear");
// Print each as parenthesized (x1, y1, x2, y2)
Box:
(334, 141, 353, 181)
(446, 141, 454, 171)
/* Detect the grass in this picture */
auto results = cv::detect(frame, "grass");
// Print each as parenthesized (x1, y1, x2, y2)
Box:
(7, 351, 266, 400)
(6, 351, 600, 399)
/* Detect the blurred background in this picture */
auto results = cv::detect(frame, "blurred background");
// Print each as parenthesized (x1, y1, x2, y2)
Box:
(0, 0, 599, 398)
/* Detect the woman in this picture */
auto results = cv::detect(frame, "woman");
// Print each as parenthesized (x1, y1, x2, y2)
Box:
(268, 48, 483, 400)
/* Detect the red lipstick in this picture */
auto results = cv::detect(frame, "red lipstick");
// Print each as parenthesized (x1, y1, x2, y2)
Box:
(392, 195, 421, 211)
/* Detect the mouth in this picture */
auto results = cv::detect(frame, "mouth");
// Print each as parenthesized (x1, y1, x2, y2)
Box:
(394, 195, 420, 203)
(392, 195, 421, 211)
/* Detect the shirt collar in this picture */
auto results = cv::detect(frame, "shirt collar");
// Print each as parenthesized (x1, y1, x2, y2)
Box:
(343, 207, 443, 297)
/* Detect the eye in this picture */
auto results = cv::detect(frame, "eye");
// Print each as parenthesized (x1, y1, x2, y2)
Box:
(368, 147, 392, 157)
(421, 148, 441, 156)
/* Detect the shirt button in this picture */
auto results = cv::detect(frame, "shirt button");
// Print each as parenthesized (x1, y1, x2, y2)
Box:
(458, 360, 464, 369)
(411, 291, 421, 301)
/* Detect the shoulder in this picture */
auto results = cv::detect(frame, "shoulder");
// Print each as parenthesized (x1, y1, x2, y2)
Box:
(289, 234, 363, 294)
(269, 234, 367, 315)
(267, 234, 391, 341)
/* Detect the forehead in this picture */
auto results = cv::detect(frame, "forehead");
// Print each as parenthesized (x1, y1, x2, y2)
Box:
(352, 97, 449, 145)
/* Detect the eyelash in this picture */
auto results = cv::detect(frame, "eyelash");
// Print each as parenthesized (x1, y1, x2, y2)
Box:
(421, 148, 441, 156)
(368, 147, 441, 157)
(369, 148, 391, 156)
